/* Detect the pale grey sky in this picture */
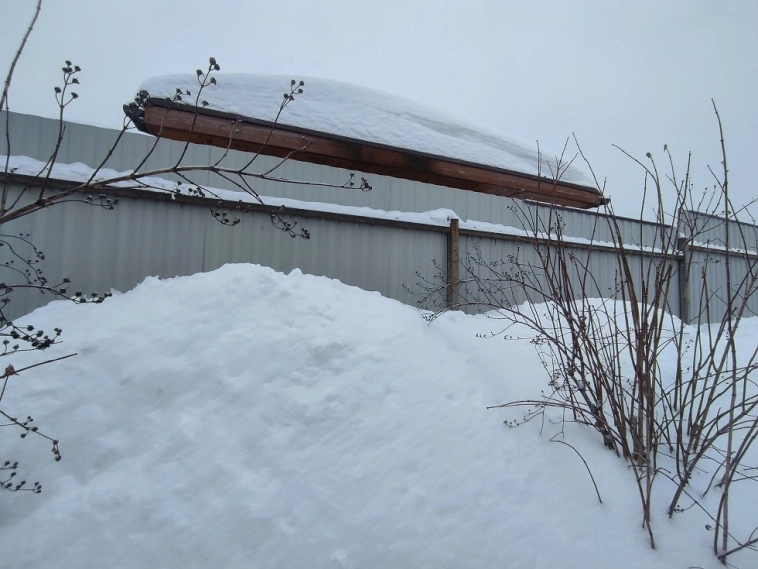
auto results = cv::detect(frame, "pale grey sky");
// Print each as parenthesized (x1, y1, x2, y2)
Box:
(1, 0, 756, 219)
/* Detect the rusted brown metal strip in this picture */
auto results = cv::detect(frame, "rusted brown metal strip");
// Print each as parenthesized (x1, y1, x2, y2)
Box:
(140, 102, 606, 210)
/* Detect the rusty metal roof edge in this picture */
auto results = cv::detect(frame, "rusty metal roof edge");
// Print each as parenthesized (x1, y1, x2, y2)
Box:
(140, 98, 606, 201)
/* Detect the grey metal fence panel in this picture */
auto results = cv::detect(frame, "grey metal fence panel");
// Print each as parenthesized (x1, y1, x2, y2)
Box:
(679, 210, 758, 322)
(681, 209, 758, 252)
(10, 111, 757, 324)
(456, 235, 541, 311)
(455, 234, 680, 316)
(0, 182, 446, 320)
(684, 249, 758, 323)
(527, 201, 672, 247)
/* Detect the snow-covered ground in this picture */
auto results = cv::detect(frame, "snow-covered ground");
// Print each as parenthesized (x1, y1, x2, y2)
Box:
(1, 264, 755, 568)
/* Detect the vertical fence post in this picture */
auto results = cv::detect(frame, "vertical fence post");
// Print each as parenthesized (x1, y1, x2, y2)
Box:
(677, 236, 690, 324)
(447, 217, 460, 308)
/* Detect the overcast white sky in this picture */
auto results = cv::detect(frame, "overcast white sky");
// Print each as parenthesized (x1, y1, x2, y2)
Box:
(1, 0, 756, 219)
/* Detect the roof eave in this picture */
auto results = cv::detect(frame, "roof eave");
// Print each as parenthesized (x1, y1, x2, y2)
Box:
(135, 100, 607, 210)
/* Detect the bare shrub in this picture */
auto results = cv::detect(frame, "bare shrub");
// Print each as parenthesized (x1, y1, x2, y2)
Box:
(420, 110, 758, 563)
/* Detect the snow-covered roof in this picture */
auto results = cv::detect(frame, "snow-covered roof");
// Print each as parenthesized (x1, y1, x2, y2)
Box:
(138, 74, 593, 187)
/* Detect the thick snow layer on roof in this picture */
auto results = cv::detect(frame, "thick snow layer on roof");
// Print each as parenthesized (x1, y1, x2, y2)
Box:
(138, 74, 594, 187)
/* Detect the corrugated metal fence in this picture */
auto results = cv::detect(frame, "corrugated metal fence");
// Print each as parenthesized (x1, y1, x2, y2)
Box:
(1, 111, 756, 322)
(678, 210, 758, 322)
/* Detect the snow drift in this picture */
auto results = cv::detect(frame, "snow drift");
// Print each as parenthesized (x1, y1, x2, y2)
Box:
(0, 264, 751, 568)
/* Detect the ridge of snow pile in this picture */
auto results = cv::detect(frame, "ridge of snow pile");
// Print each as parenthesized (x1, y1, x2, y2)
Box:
(138, 74, 593, 187)
(0, 264, 752, 568)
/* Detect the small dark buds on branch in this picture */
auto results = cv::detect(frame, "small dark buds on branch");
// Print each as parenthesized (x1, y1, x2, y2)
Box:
(280, 79, 305, 110)
(54, 60, 83, 107)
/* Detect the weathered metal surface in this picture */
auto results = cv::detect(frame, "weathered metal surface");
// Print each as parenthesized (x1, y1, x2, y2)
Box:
(137, 101, 606, 209)
(0, 182, 446, 320)
(680, 210, 758, 322)
(455, 234, 680, 316)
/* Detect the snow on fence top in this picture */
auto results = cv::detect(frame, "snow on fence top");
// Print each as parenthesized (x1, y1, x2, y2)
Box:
(138, 74, 593, 187)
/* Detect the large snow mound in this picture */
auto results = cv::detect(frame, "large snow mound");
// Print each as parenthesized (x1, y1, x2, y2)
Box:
(138, 74, 593, 186)
(0, 264, 748, 568)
